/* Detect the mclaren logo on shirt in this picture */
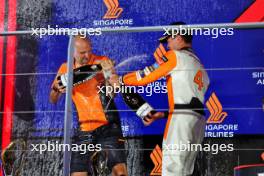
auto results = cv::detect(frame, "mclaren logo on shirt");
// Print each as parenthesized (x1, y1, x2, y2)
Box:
(205, 92, 238, 138)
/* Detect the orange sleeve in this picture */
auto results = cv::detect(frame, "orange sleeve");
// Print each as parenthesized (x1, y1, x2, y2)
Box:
(57, 63, 67, 74)
(123, 50, 177, 86)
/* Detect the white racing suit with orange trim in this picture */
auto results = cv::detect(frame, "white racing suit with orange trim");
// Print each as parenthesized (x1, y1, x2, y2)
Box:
(121, 47, 209, 176)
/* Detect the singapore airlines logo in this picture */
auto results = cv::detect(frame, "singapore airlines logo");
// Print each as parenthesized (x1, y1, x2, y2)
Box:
(206, 92, 228, 123)
(150, 145, 162, 175)
(103, 0, 123, 19)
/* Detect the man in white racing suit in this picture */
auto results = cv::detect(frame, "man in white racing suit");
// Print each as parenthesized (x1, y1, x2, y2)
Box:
(110, 22, 210, 176)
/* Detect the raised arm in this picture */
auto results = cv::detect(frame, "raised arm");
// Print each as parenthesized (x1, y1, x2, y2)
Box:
(49, 63, 67, 104)
(121, 50, 177, 86)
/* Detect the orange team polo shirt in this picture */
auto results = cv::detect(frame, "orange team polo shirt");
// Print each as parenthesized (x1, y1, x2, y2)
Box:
(55, 54, 109, 131)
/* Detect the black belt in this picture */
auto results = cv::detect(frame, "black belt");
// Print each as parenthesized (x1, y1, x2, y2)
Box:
(174, 97, 205, 116)
(76, 122, 121, 140)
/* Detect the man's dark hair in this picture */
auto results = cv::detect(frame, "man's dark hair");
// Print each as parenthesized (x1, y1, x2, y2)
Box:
(170, 22, 193, 43)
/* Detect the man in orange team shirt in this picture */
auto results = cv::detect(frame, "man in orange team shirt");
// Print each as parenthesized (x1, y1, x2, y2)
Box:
(50, 35, 127, 176)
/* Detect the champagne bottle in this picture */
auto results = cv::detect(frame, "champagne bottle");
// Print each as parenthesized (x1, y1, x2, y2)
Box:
(121, 87, 156, 120)
(57, 64, 102, 87)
